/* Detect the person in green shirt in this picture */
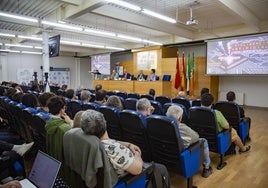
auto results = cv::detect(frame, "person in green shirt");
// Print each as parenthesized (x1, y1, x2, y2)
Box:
(201, 93, 251, 154)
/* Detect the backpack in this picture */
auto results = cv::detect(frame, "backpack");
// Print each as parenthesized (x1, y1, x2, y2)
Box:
(146, 162, 169, 188)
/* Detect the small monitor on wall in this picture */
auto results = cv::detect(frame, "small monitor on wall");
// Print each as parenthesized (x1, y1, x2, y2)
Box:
(49, 35, 60, 58)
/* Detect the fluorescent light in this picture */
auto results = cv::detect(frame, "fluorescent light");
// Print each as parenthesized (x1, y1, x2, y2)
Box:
(106, 46, 125, 50)
(106, 0, 141, 11)
(0, 33, 16, 37)
(82, 43, 105, 48)
(22, 51, 42, 55)
(117, 34, 142, 42)
(41, 20, 83, 31)
(0, 49, 20, 53)
(0, 12, 38, 23)
(5, 44, 33, 48)
(58, 20, 66, 24)
(18, 35, 42, 41)
(84, 29, 116, 37)
(142, 39, 162, 45)
(61, 40, 81, 46)
(142, 9, 176, 23)
(34, 46, 42, 49)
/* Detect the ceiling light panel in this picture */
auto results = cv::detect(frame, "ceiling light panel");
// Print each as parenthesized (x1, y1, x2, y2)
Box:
(106, 0, 141, 11)
(41, 20, 83, 31)
(0, 12, 38, 23)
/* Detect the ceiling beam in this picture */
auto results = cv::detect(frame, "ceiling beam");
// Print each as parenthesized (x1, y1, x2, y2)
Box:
(218, 0, 260, 32)
(60, 0, 83, 6)
(62, 0, 105, 20)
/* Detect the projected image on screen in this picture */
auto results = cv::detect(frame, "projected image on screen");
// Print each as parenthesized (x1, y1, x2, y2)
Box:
(91, 53, 110, 75)
(206, 33, 268, 75)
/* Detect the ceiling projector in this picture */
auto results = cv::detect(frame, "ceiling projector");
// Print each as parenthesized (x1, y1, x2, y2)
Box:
(186, 19, 198, 25)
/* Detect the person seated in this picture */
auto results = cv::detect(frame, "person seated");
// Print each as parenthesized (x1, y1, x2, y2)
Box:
(0, 141, 34, 157)
(37, 92, 55, 113)
(136, 98, 154, 116)
(80, 110, 170, 187)
(106, 95, 123, 111)
(46, 96, 73, 160)
(137, 70, 146, 81)
(166, 105, 213, 178)
(80, 90, 92, 103)
(201, 93, 251, 153)
(95, 84, 102, 92)
(0, 180, 22, 188)
(148, 69, 158, 81)
(121, 69, 132, 80)
(226, 91, 251, 140)
(200, 88, 209, 97)
(178, 91, 187, 98)
(72, 110, 84, 128)
(149, 89, 155, 97)
(21, 93, 39, 108)
(65, 89, 77, 100)
(94, 89, 107, 105)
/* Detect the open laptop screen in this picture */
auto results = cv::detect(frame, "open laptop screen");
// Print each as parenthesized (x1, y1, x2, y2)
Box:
(28, 151, 61, 188)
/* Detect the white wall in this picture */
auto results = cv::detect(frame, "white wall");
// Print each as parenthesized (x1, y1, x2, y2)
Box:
(219, 76, 268, 108)
(2, 53, 82, 89)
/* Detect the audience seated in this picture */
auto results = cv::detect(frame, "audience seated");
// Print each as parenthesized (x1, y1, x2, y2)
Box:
(72, 111, 84, 128)
(166, 106, 212, 178)
(80, 90, 92, 103)
(80, 110, 170, 187)
(149, 89, 155, 98)
(0, 180, 22, 188)
(136, 98, 155, 116)
(21, 93, 39, 108)
(37, 92, 55, 113)
(65, 89, 77, 100)
(95, 89, 107, 105)
(106, 95, 123, 111)
(201, 93, 251, 154)
(226, 91, 251, 140)
(95, 84, 102, 92)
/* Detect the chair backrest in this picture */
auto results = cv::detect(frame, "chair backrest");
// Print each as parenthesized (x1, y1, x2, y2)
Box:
(172, 97, 191, 112)
(106, 91, 116, 96)
(82, 102, 100, 111)
(150, 100, 163, 115)
(99, 105, 122, 140)
(146, 115, 183, 167)
(116, 91, 128, 99)
(214, 101, 240, 131)
(127, 92, 140, 99)
(119, 110, 151, 162)
(31, 114, 47, 151)
(191, 99, 201, 107)
(124, 98, 138, 110)
(188, 106, 219, 152)
(162, 75, 171, 81)
(140, 94, 154, 101)
(66, 101, 82, 119)
(163, 102, 188, 124)
(155, 95, 171, 107)
(146, 115, 203, 180)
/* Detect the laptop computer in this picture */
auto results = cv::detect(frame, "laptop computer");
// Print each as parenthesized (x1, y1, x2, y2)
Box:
(19, 151, 61, 188)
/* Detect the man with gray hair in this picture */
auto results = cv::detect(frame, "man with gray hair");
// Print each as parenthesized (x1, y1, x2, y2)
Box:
(136, 98, 154, 116)
(80, 110, 170, 187)
(166, 105, 213, 178)
(80, 90, 91, 103)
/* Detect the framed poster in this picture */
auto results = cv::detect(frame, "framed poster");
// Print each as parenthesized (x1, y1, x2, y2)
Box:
(137, 50, 157, 70)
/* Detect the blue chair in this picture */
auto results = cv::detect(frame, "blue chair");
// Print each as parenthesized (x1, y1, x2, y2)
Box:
(99, 105, 122, 140)
(214, 101, 249, 144)
(127, 92, 140, 99)
(155, 95, 171, 107)
(82, 102, 100, 111)
(188, 106, 231, 169)
(119, 110, 151, 162)
(66, 100, 82, 119)
(116, 91, 128, 99)
(140, 94, 154, 101)
(146, 115, 204, 188)
(150, 100, 163, 115)
(124, 98, 138, 110)
(172, 96, 191, 113)
(163, 102, 188, 124)
(191, 99, 201, 107)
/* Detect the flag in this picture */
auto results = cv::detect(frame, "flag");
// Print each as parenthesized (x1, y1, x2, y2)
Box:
(190, 52, 195, 93)
(181, 52, 186, 91)
(186, 53, 191, 92)
(174, 52, 181, 89)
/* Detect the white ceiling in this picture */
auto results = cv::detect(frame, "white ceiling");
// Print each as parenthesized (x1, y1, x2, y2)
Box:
(0, 0, 268, 56)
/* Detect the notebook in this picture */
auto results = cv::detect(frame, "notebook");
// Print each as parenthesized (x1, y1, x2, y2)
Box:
(19, 151, 61, 188)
